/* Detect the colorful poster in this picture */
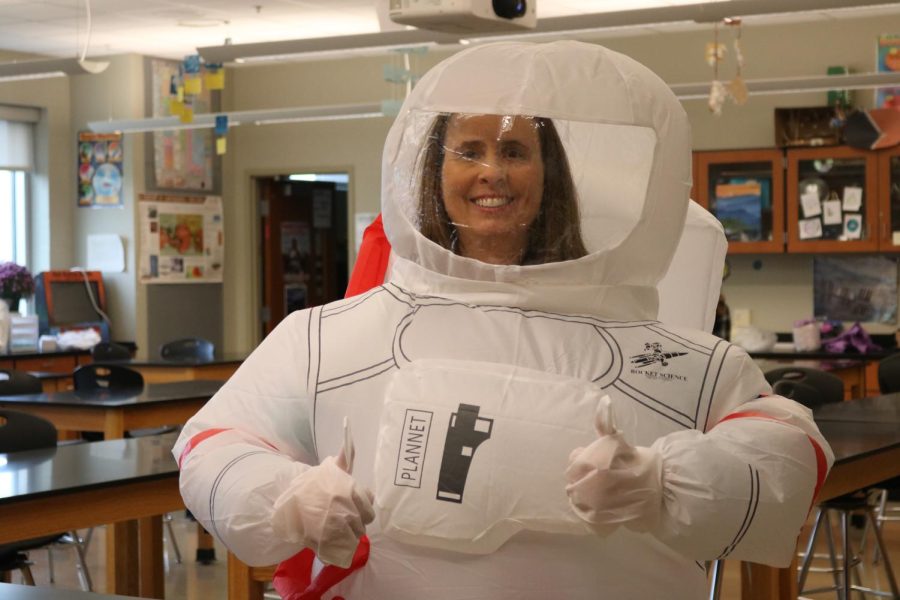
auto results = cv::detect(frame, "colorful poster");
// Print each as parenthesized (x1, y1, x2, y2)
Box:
(876, 34, 900, 109)
(77, 131, 124, 208)
(138, 194, 224, 283)
(148, 58, 217, 192)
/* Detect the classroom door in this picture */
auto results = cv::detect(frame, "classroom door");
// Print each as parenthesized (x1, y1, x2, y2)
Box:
(257, 176, 348, 336)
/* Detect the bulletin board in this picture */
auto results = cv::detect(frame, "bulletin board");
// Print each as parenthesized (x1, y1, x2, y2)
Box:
(138, 193, 224, 283)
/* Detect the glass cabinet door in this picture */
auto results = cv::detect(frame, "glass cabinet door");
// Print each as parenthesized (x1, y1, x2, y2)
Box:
(695, 149, 784, 253)
(786, 146, 878, 252)
(878, 145, 900, 251)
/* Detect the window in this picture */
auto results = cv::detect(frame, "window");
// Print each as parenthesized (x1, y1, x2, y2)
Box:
(0, 169, 27, 263)
(0, 113, 36, 266)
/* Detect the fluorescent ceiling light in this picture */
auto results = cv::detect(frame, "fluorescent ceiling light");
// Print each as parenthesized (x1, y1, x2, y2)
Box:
(671, 71, 900, 100)
(87, 103, 385, 134)
(0, 58, 109, 82)
(199, 30, 460, 64)
(197, 0, 900, 63)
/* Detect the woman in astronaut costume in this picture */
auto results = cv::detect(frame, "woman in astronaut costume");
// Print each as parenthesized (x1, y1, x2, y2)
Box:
(176, 41, 832, 599)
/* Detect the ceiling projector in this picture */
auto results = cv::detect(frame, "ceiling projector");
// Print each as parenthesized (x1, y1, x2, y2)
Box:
(389, 0, 536, 33)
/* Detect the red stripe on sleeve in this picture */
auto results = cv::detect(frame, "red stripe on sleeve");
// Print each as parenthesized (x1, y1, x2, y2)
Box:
(178, 428, 231, 468)
(714, 410, 830, 510)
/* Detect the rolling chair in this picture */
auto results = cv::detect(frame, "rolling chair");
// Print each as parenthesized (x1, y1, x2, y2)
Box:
(159, 337, 215, 362)
(863, 353, 900, 565)
(73, 363, 144, 392)
(0, 409, 92, 589)
(767, 366, 900, 599)
(71, 363, 183, 564)
(90, 341, 132, 361)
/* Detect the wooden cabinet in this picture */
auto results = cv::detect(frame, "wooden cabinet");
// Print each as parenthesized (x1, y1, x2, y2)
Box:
(877, 145, 900, 250)
(786, 145, 879, 253)
(0, 352, 90, 392)
(694, 149, 785, 253)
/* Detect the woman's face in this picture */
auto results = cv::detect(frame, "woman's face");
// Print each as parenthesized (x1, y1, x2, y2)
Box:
(440, 114, 544, 264)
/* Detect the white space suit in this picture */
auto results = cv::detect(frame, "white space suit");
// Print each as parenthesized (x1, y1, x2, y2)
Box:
(176, 41, 832, 600)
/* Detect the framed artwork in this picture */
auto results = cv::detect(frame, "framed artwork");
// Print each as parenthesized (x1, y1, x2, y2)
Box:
(144, 57, 221, 193)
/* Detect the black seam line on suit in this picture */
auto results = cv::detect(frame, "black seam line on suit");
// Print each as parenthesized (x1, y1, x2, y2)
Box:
(381, 284, 417, 308)
(318, 363, 398, 394)
(731, 468, 761, 552)
(322, 287, 389, 318)
(318, 357, 395, 385)
(313, 306, 323, 456)
(647, 324, 714, 355)
(393, 311, 416, 365)
(695, 561, 707, 573)
(718, 465, 759, 559)
(388, 283, 658, 326)
(612, 381, 694, 429)
(616, 377, 694, 421)
(209, 450, 270, 541)
(593, 326, 622, 383)
(305, 309, 312, 390)
(700, 340, 729, 432)
(726, 466, 760, 557)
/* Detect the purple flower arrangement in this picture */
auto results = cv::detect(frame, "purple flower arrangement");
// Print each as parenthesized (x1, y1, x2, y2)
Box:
(0, 262, 35, 300)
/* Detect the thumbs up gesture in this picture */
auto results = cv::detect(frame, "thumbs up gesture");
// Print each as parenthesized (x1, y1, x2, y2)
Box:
(565, 396, 664, 534)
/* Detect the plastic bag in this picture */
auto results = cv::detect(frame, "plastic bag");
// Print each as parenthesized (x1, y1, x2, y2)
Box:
(821, 322, 881, 354)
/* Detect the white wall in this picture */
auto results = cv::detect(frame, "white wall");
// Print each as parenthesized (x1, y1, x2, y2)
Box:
(69, 54, 146, 346)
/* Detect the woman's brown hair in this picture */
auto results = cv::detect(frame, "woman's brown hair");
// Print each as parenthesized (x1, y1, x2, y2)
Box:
(417, 113, 588, 264)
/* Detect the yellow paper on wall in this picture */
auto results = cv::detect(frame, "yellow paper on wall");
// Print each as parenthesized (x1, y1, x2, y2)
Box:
(176, 86, 184, 102)
(169, 99, 184, 116)
(180, 105, 194, 123)
(205, 70, 225, 90)
(184, 76, 202, 96)
(216, 137, 227, 155)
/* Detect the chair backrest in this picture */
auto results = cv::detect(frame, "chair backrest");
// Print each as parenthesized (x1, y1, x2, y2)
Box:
(0, 409, 57, 453)
(73, 364, 144, 392)
(159, 337, 215, 362)
(91, 342, 132, 361)
(878, 353, 900, 394)
(0, 369, 43, 396)
(765, 366, 844, 409)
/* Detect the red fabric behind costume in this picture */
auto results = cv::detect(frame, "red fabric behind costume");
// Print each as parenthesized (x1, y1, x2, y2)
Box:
(344, 214, 391, 298)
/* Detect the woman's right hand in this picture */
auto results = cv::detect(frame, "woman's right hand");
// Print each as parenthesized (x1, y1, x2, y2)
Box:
(270, 454, 375, 568)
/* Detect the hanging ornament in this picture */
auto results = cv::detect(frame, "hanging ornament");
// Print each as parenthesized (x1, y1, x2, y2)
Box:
(707, 22, 727, 115)
(726, 18, 748, 106)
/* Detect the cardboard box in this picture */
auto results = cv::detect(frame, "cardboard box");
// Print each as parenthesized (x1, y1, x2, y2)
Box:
(774, 107, 842, 147)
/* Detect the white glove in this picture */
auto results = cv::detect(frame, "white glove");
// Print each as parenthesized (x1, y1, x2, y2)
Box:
(565, 396, 664, 534)
(270, 448, 375, 568)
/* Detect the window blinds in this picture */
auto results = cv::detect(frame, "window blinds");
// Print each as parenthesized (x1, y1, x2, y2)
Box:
(0, 104, 38, 171)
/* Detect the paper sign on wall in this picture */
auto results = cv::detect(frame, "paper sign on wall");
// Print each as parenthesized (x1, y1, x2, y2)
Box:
(138, 193, 224, 283)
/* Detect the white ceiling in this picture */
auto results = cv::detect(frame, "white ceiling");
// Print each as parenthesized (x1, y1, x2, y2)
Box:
(0, 0, 899, 61)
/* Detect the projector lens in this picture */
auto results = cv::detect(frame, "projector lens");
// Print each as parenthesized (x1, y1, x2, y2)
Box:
(492, 0, 527, 19)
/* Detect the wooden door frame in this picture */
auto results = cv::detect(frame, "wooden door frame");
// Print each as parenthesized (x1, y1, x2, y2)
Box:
(246, 166, 355, 346)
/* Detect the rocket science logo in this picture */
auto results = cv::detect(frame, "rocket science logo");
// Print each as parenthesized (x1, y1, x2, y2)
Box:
(630, 342, 688, 381)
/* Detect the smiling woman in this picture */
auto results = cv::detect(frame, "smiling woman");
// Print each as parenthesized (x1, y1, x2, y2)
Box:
(417, 113, 587, 266)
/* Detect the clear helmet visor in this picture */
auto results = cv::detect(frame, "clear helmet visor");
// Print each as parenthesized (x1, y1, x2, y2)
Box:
(398, 111, 658, 267)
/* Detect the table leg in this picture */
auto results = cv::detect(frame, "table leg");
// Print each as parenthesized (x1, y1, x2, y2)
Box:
(197, 524, 216, 563)
(106, 521, 140, 595)
(104, 410, 126, 440)
(740, 559, 797, 600)
(139, 515, 165, 599)
(228, 551, 267, 600)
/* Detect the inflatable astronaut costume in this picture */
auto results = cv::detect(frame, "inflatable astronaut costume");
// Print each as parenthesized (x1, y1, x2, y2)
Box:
(176, 41, 833, 599)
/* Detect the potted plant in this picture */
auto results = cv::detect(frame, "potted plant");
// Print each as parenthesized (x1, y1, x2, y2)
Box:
(0, 262, 35, 313)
